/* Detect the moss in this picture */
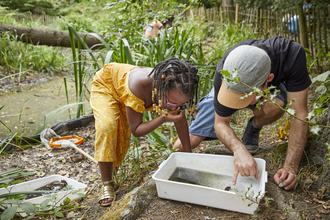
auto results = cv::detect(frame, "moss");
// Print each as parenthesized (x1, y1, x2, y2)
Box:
(99, 192, 132, 220)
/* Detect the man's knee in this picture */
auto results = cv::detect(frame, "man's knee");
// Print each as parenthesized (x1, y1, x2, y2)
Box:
(173, 139, 182, 151)
(257, 98, 285, 118)
(173, 134, 205, 151)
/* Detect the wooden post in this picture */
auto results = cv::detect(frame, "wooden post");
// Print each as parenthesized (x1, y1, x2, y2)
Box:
(270, 10, 272, 35)
(298, 3, 308, 48)
(317, 6, 323, 71)
(220, 7, 223, 25)
(317, 6, 321, 49)
(260, 8, 263, 32)
(222, 0, 235, 23)
(255, 8, 259, 30)
(266, 9, 269, 35)
(308, 6, 313, 59)
(313, 7, 319, 71)
(279, 11, 282, 37)
(323, 6, 328, 53)
(235, 4, 239, 24)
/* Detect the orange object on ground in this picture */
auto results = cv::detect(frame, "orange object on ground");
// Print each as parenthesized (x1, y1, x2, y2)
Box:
(49, 135, 84, 148)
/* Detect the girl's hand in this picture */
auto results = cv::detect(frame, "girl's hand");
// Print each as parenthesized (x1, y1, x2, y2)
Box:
(164, 108, 185, 123)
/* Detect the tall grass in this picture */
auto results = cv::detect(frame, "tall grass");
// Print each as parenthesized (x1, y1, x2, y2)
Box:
(208, 22, 259, 62)
(65, 25, 217, 181)
(0, 31, 68, 79)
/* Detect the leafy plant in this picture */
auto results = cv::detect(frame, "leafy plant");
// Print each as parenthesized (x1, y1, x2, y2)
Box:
(0, 0, 69, 15)
(102, 0, 185, 43)
(0, 167, 35, 188)
(210, 22, 259, 63)
(0, 31, 67, 77)
(0, 167, 86, 219)
(221, 69, 330, 135)
(308, 71, 330, 124)
(1, 188, 85, 219)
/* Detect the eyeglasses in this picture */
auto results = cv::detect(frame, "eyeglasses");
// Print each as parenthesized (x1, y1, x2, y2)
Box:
(165, 92, 190, 108)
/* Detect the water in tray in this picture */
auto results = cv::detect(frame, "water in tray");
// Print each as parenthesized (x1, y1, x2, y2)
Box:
(168, 167, 259, 194)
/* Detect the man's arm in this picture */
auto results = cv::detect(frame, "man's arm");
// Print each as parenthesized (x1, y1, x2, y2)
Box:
(274, 88, 309, 190)
(214, 112, 259, 185)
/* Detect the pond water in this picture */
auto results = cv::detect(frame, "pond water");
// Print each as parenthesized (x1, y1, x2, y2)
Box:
(0, 77, 92, 138)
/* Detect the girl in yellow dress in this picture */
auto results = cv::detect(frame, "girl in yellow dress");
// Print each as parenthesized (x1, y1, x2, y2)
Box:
(90, 58, 199, 206)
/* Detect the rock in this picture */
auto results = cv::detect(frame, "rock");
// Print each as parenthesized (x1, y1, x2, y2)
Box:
(71, 154, 85, 162)
(66, 211, 76, 218)
(99, 173, 157, 220)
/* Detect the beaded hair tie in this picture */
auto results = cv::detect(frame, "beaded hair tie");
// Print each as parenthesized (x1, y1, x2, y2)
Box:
(152, 88, 198, 118)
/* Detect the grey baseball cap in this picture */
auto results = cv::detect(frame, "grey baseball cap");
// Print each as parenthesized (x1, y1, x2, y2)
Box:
(217, 45, 271, 109)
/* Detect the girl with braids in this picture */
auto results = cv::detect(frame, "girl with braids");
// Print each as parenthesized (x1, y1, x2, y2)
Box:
(90, 58, 199, 207)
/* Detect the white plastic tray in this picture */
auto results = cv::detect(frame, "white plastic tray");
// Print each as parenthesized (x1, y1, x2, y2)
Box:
(152, 153, 267, 215)
(0, 175, 87, 206)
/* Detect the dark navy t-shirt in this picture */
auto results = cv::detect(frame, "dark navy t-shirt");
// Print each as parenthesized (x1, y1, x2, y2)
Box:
(214, 37, 311, 117)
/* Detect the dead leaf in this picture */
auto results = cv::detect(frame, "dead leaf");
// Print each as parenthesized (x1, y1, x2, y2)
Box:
(58, 170, 67, 176)
(317, 207, 330, 214)
(284, 122, 290, 133)
(323, 205, 330, 209)
(313, 198, 326, 204)
(315, 213, 321, 218)
(267, 152, 273, 156)
(304, 200, 312, 204)
(318, 186, 326, 199)
(23, 107, 30, 109)
(277, 127, 285, 139)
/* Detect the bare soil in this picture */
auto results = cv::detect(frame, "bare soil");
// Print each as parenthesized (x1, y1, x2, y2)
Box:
(2, 115, 330, 220)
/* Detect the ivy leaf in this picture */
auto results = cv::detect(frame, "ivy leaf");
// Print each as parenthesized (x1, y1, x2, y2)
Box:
(20, 202, 35, 214)
(325, 142, 330, 150)
(315, 85, 327, 95)
(2, 199, 21, 204)
(311, 71, 330, 84)
(55, 212, 64, 218)
(318, 94, 328, 103)
(310, 125, 321, 135)
(1, 206, 18, 220)
(40, 199, 51, 208)
(221, 69, 230, 77)
(77, 193, 86, 197)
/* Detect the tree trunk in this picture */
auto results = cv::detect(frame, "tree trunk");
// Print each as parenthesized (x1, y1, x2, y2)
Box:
(0, 24, 103, 49)
(221, 0, 235, 23)
(305, 108, 330, 197)
(297, 3, 309, 49)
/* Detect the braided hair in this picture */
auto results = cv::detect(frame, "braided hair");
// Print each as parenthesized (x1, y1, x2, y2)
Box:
(148, 58, 199, 117)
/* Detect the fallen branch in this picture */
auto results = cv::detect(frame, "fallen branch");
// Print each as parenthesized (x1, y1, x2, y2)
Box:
(0, 24, 104, 49)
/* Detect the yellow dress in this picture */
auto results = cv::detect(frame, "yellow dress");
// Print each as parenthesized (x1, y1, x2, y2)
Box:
(90, 63, 152, 167)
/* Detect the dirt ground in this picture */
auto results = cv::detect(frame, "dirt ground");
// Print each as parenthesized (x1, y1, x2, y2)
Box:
(1, 118, 330, 219)
(1, 75, 330, 219)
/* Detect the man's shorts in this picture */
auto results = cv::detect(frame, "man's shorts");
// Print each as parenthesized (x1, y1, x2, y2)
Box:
(189, 83, 287, 140)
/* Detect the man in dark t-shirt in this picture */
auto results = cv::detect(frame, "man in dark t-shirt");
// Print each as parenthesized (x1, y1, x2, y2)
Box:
(174, 37, 311, 190)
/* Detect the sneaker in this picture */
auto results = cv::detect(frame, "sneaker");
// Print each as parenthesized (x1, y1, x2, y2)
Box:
(242, 117, 261, 154)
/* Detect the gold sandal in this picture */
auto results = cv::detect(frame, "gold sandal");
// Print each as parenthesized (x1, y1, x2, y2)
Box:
(98, 180, 116, 207)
